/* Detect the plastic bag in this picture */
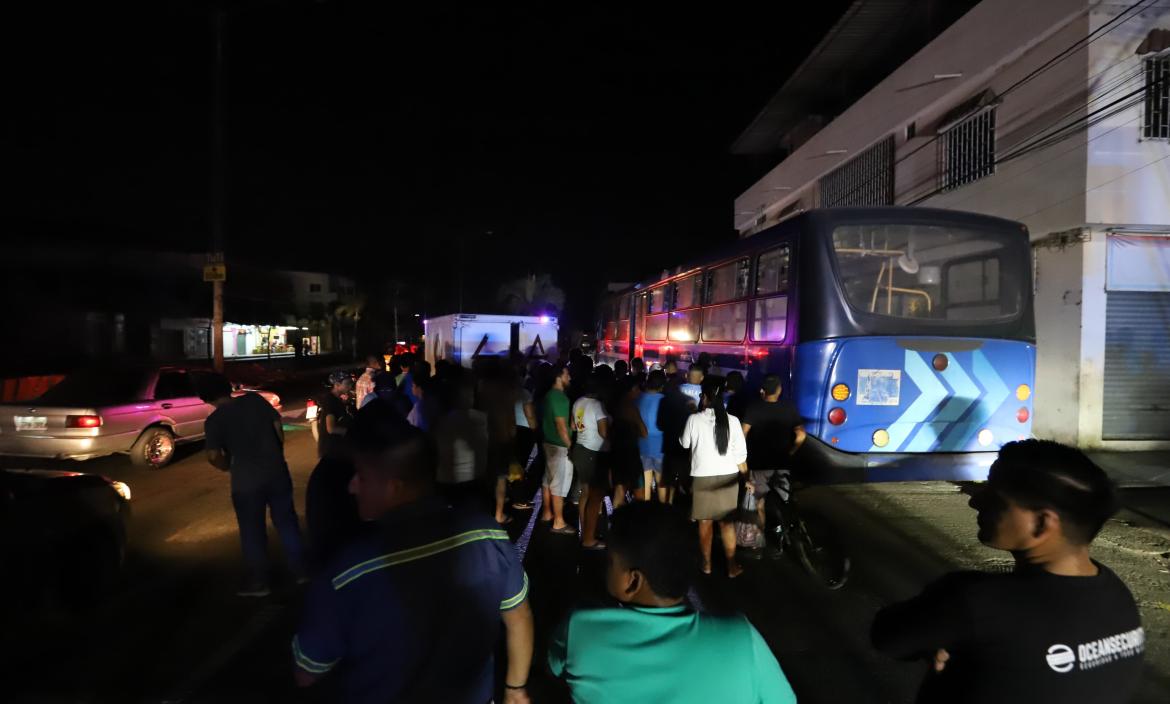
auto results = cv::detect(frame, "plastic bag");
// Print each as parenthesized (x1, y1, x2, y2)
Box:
(736, 487, 763, 549)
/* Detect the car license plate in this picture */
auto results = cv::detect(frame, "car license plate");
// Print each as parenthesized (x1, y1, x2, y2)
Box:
(14, 416, 48, 432)
(305, 405, 318, 421)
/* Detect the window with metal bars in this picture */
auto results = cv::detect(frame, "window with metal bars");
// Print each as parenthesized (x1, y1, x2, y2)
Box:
(939, 109, 996, 191)
(819, 135, 894, 208)
(1144, 55, 1170, 140)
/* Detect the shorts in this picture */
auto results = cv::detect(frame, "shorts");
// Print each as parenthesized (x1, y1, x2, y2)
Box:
(641, 455, 663, 474)
(543, 443, 574, 498)
(752, 469, 791, 501)
(662, 451, 690, 488)
(570, 445, 610, 489)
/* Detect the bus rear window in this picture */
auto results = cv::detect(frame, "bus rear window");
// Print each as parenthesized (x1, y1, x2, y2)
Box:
(831, 224, 1022, 322)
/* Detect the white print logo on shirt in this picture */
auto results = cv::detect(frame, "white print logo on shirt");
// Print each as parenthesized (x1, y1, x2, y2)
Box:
(1046, 627, 1145, 674)
(1046, 645, 1075, 673)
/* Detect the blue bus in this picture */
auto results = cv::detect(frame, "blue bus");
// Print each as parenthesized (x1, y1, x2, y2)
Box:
(597, 207, 1035, 482)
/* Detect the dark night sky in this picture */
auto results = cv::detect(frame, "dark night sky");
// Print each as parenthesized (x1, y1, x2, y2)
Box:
(3, 1, 854, 328)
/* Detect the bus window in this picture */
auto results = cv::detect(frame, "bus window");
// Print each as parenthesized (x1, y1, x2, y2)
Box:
(646, 313, 668, 341)
(648, 286, 668, 314)
(702, 302, 747, 342)
(756, 246, 790, 295)
(832, 224, 1021, 321)
(669, 310, 699, 341)
(673, 274, 701, 310)
(946, 257, 1000, 320)
(603, 300, 618, 340)
(635, 293, 647, 339)
(618, 295, 631, 320)
(704, 258, 750, 304)
(752, 297, 788, 342)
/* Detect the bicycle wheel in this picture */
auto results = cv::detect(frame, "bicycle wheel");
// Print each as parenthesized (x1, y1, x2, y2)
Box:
(790, 508, 850, 590)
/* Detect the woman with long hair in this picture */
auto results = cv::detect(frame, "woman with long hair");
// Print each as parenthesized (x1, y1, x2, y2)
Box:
(681, 376, 748, 577)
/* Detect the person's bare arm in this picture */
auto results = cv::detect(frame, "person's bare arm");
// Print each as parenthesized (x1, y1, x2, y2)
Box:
(791, 425, 807, 454)
(501, 600, 534, 704)
(325, 414, 346, 436)
(741, 422, 752, 436)
(633, 410, 648, 438)
(597, 417, 609, 440)
(205, 448, 231, 472)
(555, 416, 571, 447)
(523, 402, 538, 430)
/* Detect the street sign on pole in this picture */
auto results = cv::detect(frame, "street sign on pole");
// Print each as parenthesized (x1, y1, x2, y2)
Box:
(203, 263, 227, 282)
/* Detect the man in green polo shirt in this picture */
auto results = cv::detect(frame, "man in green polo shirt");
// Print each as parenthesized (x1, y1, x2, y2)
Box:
(548, 502, 796, 703)
(540, 362, 575, 533)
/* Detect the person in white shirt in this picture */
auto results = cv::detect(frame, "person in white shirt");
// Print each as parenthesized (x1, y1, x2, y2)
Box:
(570, 373, 610, 549)
(680, 376, 747, 578)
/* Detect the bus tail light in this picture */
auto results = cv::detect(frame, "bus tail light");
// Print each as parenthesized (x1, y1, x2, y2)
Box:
(977, 429, 995, 447)
(828, 408, 846, 426)
(1017, 407, 1030, 423)
(932, 354, 948, 371)
(1016, 384, 1031, 401)
(872, 429, 890, 447)
(831, 384, 850, 401)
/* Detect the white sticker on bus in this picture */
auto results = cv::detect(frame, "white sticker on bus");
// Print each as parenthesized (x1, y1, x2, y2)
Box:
(856, 370, 902, 406)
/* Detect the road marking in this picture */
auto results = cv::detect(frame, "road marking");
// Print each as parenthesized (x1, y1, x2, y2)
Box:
(157, 604, 283, 704)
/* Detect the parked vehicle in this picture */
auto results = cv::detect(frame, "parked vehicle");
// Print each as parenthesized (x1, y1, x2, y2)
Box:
(0, 468, 131, 610)
(0, 366, 281, 468)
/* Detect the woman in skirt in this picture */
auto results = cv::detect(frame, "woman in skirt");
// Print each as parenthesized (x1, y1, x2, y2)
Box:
(680, 376, 748, 577)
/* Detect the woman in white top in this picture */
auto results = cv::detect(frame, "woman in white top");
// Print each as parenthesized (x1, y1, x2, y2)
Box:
(680, 376, 748, 578)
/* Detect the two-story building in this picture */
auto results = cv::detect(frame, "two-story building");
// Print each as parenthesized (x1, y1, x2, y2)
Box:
(735, 0, 1170, 450)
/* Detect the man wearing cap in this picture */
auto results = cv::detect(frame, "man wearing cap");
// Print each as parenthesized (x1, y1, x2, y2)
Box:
(316, 371, 354, 459)
(293, 402, 534, 703)
(872, 440, 1144, 704)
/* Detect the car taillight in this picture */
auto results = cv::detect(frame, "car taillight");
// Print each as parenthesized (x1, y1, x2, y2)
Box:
(828, 408, 846, 426)
(270, 395, 281, 407)
(306, 399, 317, 408)
(67, 415, 102, 428)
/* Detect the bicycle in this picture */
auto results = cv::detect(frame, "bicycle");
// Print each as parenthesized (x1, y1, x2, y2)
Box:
(760, 471, 851, 590)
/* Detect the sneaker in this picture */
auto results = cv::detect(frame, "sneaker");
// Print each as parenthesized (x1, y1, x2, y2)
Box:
(237, 583, 272, 597)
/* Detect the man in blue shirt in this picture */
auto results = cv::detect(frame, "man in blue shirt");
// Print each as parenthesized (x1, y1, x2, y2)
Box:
(293, 401, 534, 704)
(636, 369, 666, 502)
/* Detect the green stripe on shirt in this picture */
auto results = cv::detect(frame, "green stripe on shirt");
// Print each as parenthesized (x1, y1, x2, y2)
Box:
(332, 529, 510, 590)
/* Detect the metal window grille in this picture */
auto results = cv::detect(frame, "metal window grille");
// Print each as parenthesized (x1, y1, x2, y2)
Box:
(939, 109, 996, 191)
(1144, 55, 1170, 140)
(819, 135, 894, 208)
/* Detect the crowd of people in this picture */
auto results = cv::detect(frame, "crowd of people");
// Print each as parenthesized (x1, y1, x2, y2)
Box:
(192, 349, 1146, 703)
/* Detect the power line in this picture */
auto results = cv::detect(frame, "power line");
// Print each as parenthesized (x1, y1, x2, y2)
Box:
(774, 0, 1156, 215)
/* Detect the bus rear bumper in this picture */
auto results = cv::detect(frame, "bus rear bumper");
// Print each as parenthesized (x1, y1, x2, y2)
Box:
(797, 437, 997, 484)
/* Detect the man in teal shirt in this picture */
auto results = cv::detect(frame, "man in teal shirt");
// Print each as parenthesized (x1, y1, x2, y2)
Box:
(548, 502, 797, 703)
(539, 362, 575, 533)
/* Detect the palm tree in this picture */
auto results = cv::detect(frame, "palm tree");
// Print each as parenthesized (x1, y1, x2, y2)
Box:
(334, 294, 367, 360)
(497, 274, 565, 316)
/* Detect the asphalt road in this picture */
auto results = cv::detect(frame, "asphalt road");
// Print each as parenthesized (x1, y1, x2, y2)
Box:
(4, 423, 1169, 703)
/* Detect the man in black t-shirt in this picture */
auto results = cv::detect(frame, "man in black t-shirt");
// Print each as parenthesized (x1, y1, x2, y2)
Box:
(316, 371, 354, 458)
(872, 440, 1144, 704)
(199, 374, 306, 596)
(741, 374, 805, 526)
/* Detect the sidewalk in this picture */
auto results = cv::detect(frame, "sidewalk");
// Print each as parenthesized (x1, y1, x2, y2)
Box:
(1088, 451, 1170, 488)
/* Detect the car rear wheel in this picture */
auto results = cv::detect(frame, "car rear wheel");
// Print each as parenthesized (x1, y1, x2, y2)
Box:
(131, 427, 175, 468)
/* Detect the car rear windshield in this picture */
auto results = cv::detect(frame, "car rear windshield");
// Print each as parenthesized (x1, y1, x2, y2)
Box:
(831, 223, 1025, 322)
(36, 370, 152, 406)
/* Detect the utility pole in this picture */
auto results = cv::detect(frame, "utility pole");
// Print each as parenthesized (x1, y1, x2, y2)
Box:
(393, 281, 400, 346)
(210, 9, 227, 373)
